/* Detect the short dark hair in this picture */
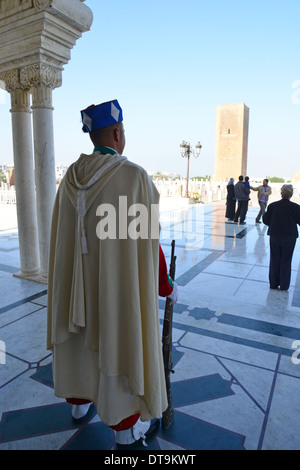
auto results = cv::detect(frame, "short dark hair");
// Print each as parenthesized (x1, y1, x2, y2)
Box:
(238, 175, 243, 181)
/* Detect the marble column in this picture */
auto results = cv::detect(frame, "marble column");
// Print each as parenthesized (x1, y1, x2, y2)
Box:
(20, 64, 62, 283)
(8, 83, 40, 279)
(31, 84, 59, 283)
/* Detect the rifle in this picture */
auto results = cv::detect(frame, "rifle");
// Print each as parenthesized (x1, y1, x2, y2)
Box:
(162, 239, 176, 429)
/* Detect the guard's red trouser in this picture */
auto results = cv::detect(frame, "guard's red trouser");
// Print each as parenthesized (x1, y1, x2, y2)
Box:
(66, 398, 140, 431)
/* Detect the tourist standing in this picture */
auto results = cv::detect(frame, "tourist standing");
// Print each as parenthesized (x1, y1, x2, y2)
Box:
(250, 179, 272, 224)
(233, 176, 250, 225)
(225, 178, 236, 221)
(263, 184, 300, 291)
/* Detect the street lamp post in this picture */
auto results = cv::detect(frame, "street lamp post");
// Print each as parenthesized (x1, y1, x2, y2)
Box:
(180, 140, 202, 198)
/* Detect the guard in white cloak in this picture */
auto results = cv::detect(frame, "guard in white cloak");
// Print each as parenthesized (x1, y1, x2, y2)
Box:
(47, 100, 177, 448)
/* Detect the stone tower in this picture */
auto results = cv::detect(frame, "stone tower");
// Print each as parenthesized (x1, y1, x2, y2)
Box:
(213, 103, 249, 182)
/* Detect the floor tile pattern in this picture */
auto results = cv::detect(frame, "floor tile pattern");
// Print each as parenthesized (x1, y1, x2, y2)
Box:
(1, 202, 300, 450)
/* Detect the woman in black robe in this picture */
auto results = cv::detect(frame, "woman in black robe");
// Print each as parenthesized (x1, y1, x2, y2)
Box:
(225, 178, 236, 221)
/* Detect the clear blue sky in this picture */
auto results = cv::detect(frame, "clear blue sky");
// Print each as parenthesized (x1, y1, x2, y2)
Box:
(1, 0, 300, 178)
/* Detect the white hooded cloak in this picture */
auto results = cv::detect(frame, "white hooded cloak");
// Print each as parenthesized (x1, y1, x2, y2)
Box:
(47, 150, 167, 425)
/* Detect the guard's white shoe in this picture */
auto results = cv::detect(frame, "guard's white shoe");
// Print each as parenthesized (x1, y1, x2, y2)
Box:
(115, 419, 159, 448)
(72, 403, 92, 420)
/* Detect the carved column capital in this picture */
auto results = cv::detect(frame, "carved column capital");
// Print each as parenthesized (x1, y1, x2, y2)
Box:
(0, 69, 21, 93)
(20, 63, 62, 90)
(0, 69, 31, 112)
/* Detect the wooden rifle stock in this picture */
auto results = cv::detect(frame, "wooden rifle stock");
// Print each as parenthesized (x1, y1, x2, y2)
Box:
(162, 240, 176, 429)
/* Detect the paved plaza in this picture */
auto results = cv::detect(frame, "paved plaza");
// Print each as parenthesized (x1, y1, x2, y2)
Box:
(1, 195, 300, 450)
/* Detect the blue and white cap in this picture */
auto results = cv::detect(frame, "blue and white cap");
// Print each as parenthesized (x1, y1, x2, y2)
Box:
(81, 99, 123, 133)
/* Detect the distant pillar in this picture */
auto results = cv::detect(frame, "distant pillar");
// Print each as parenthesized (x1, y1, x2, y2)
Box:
(6, 75, 40, 279)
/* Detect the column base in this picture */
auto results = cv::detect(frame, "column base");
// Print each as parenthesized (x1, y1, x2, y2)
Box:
(13, 270, 48, 285)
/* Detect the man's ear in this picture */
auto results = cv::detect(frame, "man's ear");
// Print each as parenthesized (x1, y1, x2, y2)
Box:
(113, 126, 121, 142)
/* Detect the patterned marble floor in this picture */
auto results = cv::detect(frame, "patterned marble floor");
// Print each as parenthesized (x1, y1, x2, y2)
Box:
(1, 201, 300, 451)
